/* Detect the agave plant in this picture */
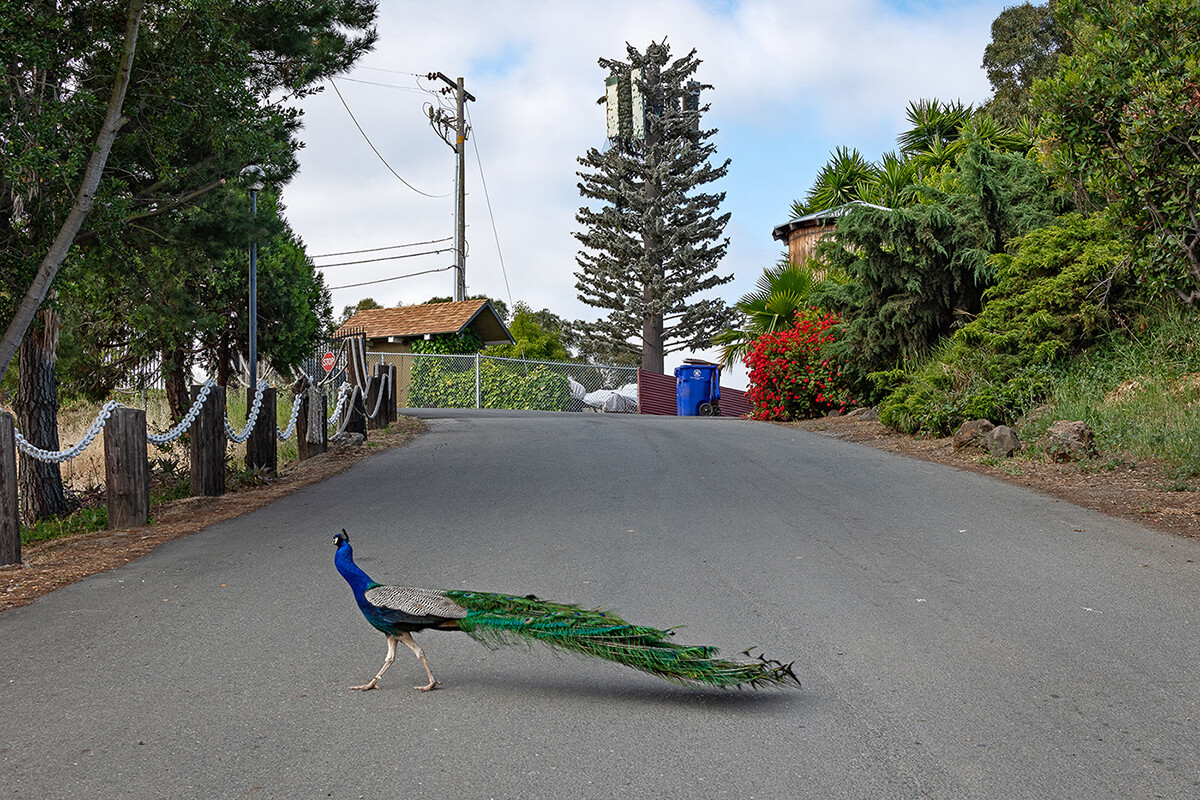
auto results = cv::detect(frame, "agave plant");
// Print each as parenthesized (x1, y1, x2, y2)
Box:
(713, 260, 840, 367)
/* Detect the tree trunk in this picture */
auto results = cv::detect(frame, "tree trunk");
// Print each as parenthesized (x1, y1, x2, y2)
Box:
(163, 346, 190, 424)
(0, 0, 145, 381)
(642, 304, 664, 373)
(15, 307, 74, 523)
(641, 108, 665, 374)
(215, 330, 232, 388)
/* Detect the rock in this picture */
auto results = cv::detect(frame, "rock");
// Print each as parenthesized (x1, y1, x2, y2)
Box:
(329, 431, 365, 449)
(1046, 420, 1096, 462)
(986, 425, 1021, 458)
(953, 419, 995, 450)
(847, 406, 880, 421)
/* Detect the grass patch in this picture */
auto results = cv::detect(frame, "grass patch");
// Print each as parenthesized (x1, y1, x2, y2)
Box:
(1021, 306, 1200, 474)
(21, 506, 107, 546)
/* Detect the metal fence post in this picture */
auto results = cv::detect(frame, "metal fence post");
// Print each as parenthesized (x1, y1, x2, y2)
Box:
(475, 352, 481, 409)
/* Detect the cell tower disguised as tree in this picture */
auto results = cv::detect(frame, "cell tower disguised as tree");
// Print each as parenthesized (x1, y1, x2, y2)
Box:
(573, 41, 733, 373)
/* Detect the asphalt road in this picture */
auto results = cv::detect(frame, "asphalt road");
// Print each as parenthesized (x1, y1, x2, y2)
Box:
(2, 410, 1199, 799)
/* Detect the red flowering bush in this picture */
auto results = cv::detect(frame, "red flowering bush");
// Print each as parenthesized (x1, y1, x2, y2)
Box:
(744, 308, 851, 421)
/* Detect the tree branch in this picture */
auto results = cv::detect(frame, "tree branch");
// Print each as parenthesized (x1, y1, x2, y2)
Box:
(0, 0, 145, 381)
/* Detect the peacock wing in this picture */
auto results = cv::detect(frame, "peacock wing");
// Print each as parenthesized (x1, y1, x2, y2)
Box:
(363, 584, 469, 623)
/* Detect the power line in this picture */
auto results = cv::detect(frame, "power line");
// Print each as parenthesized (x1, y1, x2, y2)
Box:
(310, 237, 453, 259)
(313, 248, 452, 269)
(357, 66, 425, 77)
(328, 78, 451, 199)
(337, 76, 430, 95)
(327, 264, 455, 291)
(466, 105, 513, 309)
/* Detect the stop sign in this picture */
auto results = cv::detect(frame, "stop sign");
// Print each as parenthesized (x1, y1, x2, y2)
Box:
(321, 351, 335, 372)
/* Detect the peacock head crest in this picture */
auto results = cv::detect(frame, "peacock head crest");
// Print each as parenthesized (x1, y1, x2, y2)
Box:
(333, 529, 349, 547)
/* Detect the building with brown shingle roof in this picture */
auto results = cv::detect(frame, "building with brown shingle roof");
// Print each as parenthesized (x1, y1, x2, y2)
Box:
(337, 299, 513, 354)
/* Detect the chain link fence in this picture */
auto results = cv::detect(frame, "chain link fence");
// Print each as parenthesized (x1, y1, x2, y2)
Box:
(368, 352, 640, 413)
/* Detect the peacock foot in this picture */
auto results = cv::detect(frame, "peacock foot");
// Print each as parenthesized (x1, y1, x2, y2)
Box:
(349, 681, 380, 691)
(414, 679, 440, 692)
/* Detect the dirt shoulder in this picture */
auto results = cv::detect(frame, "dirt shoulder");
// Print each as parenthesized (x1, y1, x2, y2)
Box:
(791, 415, 1200, 539)
(1, 418, 426, 613)
(5, 412, 1196, 613)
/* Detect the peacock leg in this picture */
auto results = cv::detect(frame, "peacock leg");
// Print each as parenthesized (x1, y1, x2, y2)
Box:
(396, 631, 440, 691)
(350, 634, 398, 691)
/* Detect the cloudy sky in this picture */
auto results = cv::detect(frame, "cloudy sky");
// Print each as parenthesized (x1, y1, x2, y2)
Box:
(283, 0, 1013, 385)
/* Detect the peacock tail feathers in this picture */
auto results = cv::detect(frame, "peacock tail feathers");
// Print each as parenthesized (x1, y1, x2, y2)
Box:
(445, 590, 798, 690)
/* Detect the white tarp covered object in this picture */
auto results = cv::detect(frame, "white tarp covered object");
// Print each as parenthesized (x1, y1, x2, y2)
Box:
(583, 382, 639, 413)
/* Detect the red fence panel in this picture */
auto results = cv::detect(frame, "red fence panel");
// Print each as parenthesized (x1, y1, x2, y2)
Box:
(637, 369, 677, 415)
(637, 369, 755, 417)
(717, 386, 752, 418)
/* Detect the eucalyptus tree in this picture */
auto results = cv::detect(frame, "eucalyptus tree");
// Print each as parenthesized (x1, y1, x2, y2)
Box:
(574, 41, 733, 373)
(982, 1, 1068, 126)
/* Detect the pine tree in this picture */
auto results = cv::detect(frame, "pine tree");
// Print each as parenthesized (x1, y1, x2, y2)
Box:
(573, 41, 733, 373)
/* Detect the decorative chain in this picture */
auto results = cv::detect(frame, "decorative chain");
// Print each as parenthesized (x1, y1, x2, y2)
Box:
(146, 380, 217, 445)
(224, 382, 268, 444)
(327, 382, 353, 429)
(276, 391, 305, 441)
(12, 375, 370, 464)
(13, 400, 122, 463)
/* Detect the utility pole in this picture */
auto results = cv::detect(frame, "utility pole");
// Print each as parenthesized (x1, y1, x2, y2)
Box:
(426, 72, 475, 301)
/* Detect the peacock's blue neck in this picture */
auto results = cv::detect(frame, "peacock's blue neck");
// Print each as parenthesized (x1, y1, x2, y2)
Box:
(334, 542, 376, 595)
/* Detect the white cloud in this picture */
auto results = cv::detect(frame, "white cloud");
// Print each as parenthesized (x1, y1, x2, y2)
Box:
(284, 0, 1010, 383)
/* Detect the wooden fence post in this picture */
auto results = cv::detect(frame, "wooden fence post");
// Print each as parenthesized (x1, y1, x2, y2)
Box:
(104, 407, 149, 530)
(347, 386, 367, 439)
(190, 384, 226, 497)
(366, 372, 385, 431)
(297, 387, 327, 461)
(0, 412, 19, 566)
(387, 363, 398, 424)
(245, 386, 277, 474)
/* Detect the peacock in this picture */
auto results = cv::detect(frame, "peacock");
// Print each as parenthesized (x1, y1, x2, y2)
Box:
(332, 530, 799, 692)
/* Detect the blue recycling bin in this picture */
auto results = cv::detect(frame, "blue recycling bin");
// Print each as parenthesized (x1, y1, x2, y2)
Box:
(675, 363, 721, 416)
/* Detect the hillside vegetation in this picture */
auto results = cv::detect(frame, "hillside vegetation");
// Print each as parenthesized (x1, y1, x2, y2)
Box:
(728, 0, 1200, 481)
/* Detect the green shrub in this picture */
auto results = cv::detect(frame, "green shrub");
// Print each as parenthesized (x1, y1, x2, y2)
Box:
(408, 356, 572, 411)
(878, 212, 1129, 435)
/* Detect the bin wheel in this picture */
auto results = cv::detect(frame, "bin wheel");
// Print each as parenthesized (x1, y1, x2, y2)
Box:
(699, 402, 717, 417)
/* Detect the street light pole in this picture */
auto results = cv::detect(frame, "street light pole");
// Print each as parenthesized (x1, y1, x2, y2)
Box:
(240, 165, 265, 391)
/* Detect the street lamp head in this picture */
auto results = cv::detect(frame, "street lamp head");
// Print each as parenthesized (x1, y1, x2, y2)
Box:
(239, 164, 266, 191)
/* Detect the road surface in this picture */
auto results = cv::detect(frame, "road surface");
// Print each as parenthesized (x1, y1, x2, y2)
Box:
(2, 410, 1198, 798)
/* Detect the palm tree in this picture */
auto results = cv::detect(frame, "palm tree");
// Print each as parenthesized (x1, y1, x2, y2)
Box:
(713, 260, 837, 367)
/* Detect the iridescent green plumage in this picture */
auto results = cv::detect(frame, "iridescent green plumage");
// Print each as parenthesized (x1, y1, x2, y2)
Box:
(335, 531, 799, 691)
(446, 590, 798, 689)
